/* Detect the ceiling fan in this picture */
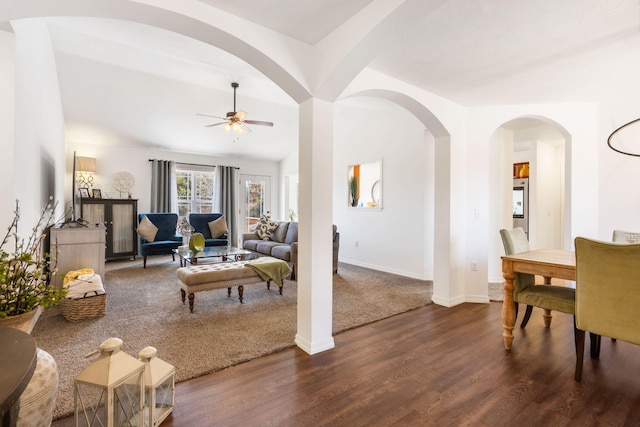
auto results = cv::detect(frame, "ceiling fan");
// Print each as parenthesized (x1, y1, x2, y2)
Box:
(197, 82, 274, 136)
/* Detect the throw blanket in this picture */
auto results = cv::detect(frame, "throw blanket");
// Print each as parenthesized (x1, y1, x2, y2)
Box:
(245, 257, 292, 286)
(63, 269, 105, 299)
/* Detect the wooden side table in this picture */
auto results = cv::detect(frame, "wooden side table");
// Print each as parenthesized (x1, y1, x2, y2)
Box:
(0, 326, 37, 427)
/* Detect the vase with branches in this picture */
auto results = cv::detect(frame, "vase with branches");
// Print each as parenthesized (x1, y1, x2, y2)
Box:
(349, 175, 359, 207)
(0, 199, 66, 320)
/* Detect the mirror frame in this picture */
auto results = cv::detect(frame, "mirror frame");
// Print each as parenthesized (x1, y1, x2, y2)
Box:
(347, 158, 383, 210)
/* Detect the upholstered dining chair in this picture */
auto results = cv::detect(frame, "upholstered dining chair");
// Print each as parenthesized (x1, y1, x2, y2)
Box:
(574, 237, 640, 382)
(500, 227, 575, 329)
(612, 229, 640, 243)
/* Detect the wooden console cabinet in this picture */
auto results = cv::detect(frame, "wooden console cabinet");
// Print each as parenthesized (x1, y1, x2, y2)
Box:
(81, 198, 138, 260)
(49, 225, 106, 289)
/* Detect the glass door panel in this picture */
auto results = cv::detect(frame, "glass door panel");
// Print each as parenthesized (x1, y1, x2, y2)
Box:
(240, 175, 270, 233)
(112, 204, 134, 254)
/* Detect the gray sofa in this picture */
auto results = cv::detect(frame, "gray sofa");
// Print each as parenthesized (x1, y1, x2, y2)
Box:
(241, 221, 339, 280)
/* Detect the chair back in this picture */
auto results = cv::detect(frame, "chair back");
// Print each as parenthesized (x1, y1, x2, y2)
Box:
(575, 237, 640, 345)
(499, 228, 535, 294)
(612, 229, 640, 243)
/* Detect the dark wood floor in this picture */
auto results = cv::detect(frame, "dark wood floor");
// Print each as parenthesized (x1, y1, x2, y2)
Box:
(53, 302, 640, 427)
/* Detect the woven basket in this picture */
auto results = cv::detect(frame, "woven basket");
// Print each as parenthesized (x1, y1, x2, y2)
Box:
(62, 293, 107, 322)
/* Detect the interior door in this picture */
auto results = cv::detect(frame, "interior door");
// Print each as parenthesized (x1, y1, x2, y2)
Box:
(240, 175, 271, 233)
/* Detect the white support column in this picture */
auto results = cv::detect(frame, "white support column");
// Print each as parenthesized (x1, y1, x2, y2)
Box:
(295, 97, 335, 354)
(431, 135, 454, 306)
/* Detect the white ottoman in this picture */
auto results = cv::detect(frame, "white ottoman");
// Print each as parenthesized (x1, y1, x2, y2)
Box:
(17, 348, 58, 427)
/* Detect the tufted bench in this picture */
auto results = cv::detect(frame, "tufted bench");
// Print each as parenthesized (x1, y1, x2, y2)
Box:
(176, 260, 283, 312)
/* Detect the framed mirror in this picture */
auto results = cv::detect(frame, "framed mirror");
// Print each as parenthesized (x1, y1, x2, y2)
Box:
(348, 159, 382, 209)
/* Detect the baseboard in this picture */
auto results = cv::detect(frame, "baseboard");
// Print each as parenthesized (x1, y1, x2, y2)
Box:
(431, 294, 466, 307)
(338, 259, 428, 280)
(295, 334, 335, 355)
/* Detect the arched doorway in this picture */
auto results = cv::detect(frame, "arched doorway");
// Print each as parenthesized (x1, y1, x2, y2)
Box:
(488, 116, 571, 283)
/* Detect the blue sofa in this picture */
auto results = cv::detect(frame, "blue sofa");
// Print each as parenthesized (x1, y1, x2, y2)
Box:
(188, 213, 229, 247)
(138, 213, 182, 268)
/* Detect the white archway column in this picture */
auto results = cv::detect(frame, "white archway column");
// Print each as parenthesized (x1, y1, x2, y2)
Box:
(430, 134, 454, 306)
(295, 97, 335, 355)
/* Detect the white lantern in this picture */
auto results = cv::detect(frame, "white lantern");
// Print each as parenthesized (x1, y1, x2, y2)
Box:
(138, 346, 175, 427)
(74, 338, 145, 427)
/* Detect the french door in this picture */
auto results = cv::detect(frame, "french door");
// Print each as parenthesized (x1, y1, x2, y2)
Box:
(240, 175, 271, 233)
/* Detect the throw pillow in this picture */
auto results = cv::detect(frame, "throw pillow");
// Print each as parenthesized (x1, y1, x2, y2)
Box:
(208, 216, 229, 239)
(255, 215, 278, 240)
(137, 215, 158, 242)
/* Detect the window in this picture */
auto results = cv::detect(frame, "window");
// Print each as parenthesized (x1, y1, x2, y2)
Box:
(176, 166, 216, 217)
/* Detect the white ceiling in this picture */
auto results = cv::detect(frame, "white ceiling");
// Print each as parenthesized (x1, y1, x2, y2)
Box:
(28, 0, 640, 159)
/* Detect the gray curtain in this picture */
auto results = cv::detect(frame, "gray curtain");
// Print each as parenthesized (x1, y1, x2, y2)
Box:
(215, 166, 239, 247)
(150, 160, 176, 213)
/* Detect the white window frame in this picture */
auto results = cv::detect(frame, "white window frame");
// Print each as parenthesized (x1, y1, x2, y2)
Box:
(175, 164, 216, 217)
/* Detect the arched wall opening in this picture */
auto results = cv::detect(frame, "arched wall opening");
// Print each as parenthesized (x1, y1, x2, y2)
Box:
(336, 90, 454, 304)
(0, 1, 310, 103)
(488, 116, 572, 283)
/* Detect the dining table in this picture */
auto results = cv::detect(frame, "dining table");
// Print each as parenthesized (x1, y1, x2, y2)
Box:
(501, 249, 576, 350)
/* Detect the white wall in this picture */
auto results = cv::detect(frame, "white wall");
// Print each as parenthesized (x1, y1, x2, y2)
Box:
(0, 30, 15, 230)
(597, 98, 640, 238)
(534, 140, 563, 249)
(333, 100, 430, 279)
(12, 19, 66, 226)
(67, 141, 281, 217)
(279, 146, 299, 220)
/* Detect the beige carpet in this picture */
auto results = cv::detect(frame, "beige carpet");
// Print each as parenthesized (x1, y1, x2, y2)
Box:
(31, 256, 432, 420)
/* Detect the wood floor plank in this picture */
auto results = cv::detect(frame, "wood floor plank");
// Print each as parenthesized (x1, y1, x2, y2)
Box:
(52, 302, 640, 427)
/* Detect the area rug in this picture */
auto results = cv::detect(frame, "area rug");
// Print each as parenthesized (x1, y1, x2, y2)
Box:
(31, 257, 433, 420)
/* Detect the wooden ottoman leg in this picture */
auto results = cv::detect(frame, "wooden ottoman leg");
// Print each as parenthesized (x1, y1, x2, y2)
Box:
(278, 284, 283, 295)
(188, 292, 195, 313)
(238, 285, 244, 303)
(266, 280, 271, 290)
(181, 289, 186, 304)
(227, 287, 232, 297)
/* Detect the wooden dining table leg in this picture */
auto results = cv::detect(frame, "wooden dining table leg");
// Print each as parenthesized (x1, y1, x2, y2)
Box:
(542, 276, 552, 327)
(502, 259, 516, 350)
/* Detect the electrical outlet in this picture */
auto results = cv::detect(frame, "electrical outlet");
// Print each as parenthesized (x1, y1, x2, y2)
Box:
(470, 261, 478, 271)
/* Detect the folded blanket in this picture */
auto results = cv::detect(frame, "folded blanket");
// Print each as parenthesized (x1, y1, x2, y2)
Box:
(64, 273, 105, 299)
(245, 256, 292, 286)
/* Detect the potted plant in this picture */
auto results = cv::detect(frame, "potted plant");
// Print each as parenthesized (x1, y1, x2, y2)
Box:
(0, 199, 66, 333)
(349, 175, 358, 207)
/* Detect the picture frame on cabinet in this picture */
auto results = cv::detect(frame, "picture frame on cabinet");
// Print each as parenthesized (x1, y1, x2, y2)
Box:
(79, 188, 90, 198)
(92, 189, 102, 199)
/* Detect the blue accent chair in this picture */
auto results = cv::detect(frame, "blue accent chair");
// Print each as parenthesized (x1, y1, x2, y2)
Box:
(138, 213, 182, 268)
(188, 213, 229, 247)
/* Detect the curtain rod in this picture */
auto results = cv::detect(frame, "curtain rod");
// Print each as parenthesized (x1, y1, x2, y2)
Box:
(148, 159, 238, 169)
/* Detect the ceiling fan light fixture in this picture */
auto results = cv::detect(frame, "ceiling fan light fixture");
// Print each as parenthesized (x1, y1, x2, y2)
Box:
(198, 82, 274, 138)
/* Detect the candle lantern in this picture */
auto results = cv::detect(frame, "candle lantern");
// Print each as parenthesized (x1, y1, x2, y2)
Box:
(138, 346, 175, 427)
(74, 338, 145, 427)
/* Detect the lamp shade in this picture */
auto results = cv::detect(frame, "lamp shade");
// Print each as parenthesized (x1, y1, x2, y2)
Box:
(76, 157, 97, 173)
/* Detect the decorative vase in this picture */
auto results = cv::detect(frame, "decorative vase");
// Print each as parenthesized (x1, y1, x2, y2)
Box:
(519, 163, 529, 178)
(0, 306, 43, 334)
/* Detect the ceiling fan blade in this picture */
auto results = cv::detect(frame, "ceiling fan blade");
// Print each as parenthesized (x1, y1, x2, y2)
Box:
(197, 113, 227, 120)
(244, 119, 274, 127)
(205, 122, 227, 127)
